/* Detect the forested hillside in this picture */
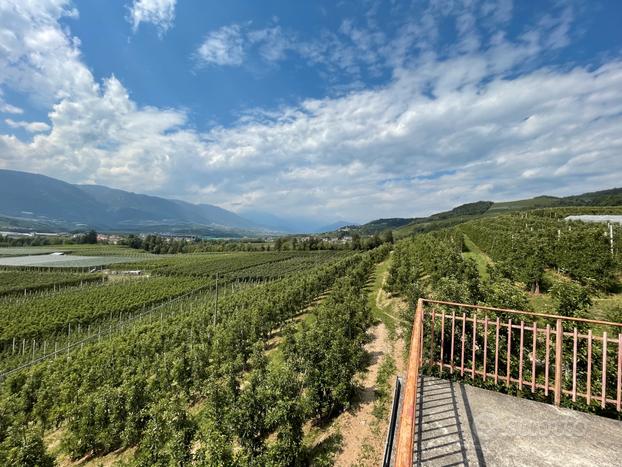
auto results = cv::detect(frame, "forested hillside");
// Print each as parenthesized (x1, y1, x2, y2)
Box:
(341, 188, 622, 238)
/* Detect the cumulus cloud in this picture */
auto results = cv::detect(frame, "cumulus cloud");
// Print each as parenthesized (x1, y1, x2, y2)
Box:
(196, 60, 622, 219)
(5, 119, 50, 133)
(0, 94, 23, 114)
(128, 0, 176, 35)
(196, 25, 246, 66)
(0, 0, 621, 223)
(0, 0, 92, 106)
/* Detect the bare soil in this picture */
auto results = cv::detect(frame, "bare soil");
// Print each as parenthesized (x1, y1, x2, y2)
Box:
(329, 267, 408, 466)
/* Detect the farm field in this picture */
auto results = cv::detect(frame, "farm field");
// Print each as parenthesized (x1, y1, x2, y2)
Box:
(0, 254, 147, 268)
(0, 245, 395, 465)
(0, 270, 100, 297)
(112, 250, 343, 277)
(0, 244, 160, 269)
(385, 210, 622, 421)
(0, 244, 156, 257)
(1, 210, 621, 465)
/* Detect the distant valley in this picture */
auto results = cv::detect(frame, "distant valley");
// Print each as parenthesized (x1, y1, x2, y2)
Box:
(0, 170, 351, 236)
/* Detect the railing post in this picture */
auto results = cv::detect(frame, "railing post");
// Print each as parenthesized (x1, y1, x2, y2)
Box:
(396, 297, 424, 467)
(554, 319, 563, 407)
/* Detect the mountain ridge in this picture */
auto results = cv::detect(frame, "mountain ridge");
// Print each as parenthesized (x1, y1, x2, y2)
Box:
(0, 169, 266, 236)
(342, 189, 622, 237)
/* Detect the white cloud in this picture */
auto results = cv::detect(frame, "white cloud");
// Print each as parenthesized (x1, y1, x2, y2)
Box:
(195, 60, 622, 219)
(128, 0, 176, 35)
(5, 118, 50, 133)
(196, 25, 245, 66)
(0, 1, 93, 107)
(247, 26, 293, 62)
(0, 0, 621, 223)
(0, 93, 23, 114)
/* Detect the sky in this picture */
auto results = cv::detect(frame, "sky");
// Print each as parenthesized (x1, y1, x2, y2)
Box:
(0, 0, 621, 225)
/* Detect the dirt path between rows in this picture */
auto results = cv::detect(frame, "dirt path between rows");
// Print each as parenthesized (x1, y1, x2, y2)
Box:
(331, 265, 407, 466)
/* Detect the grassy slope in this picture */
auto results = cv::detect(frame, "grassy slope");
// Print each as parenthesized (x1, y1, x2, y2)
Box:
(461, 233, 493, 280)
(367, 256, 397, 336)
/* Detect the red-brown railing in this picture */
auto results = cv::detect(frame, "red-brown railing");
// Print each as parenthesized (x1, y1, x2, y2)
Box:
(395, 298, 622, 467)
(395, 298, 424, 466)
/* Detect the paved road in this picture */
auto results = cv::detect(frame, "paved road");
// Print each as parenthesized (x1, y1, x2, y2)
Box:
(414, 376, 622, 466)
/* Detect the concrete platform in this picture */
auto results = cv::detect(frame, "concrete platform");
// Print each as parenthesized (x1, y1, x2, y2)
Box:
(414, 376, 622, 466)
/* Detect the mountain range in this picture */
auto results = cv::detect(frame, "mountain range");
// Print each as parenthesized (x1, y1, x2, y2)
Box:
(0, 170, 348, 236)
(2, 169, 620, 238)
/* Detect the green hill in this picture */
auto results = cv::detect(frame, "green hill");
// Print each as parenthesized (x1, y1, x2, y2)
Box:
(344, 188, 622, 239)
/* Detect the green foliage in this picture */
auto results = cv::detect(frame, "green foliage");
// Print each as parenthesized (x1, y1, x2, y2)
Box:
(550, 280, 592, 318)
(387, 229, 482, 302)
(78, 230, 98, 245)
(460, 214, 619, 291)
(0, 246, 386, 465)
(283, 257, 376, 420)
(0, 425, 54, 467)
(233, 348, 304, 465)
(135, 396, 195, 466)
(116, 251, 346, 279)
(481, 276, 529, 311)
(0, 271, 99, 297)
(0, 276, 204, 344)
(372, 356, 396, 420)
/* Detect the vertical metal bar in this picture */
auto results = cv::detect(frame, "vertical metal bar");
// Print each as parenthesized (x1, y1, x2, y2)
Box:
(472, 315, 477, 379)
(617, 333, 621, 412)
(450, 311, 456, 373)
(461, 313, 466, 377)
(602, 331, 608, 409)
(572, 328, 578, 402)
(430, 309, 436, 364)
(532, 322, 537, 393)
(545, 324, 550, 396)
(419, 309, 425, 365)
(439, 312, 445, 374)
(587, 330, 592, 405)
(494, 317, 500, 384)
(507, 318, 513, 387)
(519, 321, 524, 390)
(555, 319, 563, 407)
(483, 316, 489, 381)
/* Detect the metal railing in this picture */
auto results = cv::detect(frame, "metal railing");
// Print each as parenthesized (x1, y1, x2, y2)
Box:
(394, 298, 622, 467)
(382, 376, 403, 467)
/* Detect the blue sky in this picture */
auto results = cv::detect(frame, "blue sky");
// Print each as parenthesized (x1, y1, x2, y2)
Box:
(0, 1, 621, 225)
